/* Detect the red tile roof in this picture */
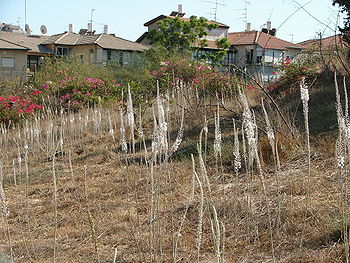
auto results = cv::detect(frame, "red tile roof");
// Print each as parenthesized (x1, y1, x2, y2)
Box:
(228, 31, 303, 50)
(299, 34, 349, 50)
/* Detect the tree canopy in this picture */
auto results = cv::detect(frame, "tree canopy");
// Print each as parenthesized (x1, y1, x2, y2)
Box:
(147, 16, 218, 52)
(333, 0, 350, 42)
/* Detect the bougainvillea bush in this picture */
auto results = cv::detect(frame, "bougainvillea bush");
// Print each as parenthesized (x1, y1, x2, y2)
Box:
(0, 94, 43, 125)
(267, 58, 315, 95)
(146, 59, 238, 99)
(32, 57, 124, 110)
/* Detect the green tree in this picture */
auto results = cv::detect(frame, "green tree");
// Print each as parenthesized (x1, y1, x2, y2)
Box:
(333, 0, 350, 43)
(199, 37, 231, 66)
(147, 16, 217, 53)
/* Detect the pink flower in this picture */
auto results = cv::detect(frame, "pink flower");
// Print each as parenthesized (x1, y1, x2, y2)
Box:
(9, 97, 19, 102)
(32, 90, 41, 95)
(86, 92, 91, 96)
(247, 85, 254, 90)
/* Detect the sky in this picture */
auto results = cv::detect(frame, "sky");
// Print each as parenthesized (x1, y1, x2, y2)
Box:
(0, 0, 346, 44)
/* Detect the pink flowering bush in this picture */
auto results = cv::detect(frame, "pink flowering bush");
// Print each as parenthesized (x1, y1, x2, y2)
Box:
(33, 58, 123, 110)
(147, 59, 237, 98)
(0, 95, 43, 125)
(267, 58, 315, 94)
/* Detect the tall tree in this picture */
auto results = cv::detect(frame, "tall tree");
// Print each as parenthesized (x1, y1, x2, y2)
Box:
(333, 0, 350, 43)
(147, 16, 217, 52)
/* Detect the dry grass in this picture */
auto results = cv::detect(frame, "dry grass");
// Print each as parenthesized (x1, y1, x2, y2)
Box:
(0, 110, 345, 263)
(0, 77, 348, 263)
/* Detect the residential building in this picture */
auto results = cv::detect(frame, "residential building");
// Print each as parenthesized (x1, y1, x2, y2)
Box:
(0, 38, 29, 82)
(0, 32, 53, 73)
(136, 5, 235, 66)
(0, 23, 24, 33)
(41, 31, 148, 66)
(228, 23, 303, 81)
(0, 27, 148, 81)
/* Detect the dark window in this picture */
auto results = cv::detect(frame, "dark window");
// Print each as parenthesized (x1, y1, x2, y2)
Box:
(119, 52, 123, 66)
(256, 56, 262, 65)
(56, 47, 71, 56)
(107, 50, 112, 61)
(27, 55, 39, 71)
(246, 49, 254, 65)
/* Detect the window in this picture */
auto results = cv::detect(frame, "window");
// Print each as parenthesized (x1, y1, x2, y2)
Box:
(1, 57, 15, 68)
(246, 49, 254, 65)
(107, 50, 112, 61)
(56, 47, 71, 56)
(256, 56, 262, 65)
(27, 55, 40, 71)
(119, 52, 123, 66)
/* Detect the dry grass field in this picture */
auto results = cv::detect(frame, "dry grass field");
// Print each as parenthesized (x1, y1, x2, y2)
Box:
(0, 74, 349, 263)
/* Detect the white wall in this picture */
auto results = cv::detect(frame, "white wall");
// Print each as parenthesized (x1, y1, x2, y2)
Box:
(205, 28, 228, 41)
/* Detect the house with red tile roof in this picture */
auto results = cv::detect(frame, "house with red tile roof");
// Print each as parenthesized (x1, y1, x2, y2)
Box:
(228, 29, 303, 67)
(227, 25, 303, 81)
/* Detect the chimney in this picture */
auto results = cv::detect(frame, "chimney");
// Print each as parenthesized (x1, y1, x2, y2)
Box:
(88, 23, 92, 32)
(68, 24, 73, 33)
(103, 24, 108, 34)
(178, 4, 183, 14)
(245, 22, 251, 31)
(267, 21, 272, 31)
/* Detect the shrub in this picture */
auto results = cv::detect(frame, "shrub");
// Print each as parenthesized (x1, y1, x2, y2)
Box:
(0, 94, 43, 125)
(32, 57, 124, 110)
(147, 58, 238, 98)
(267, 58, 315, 95)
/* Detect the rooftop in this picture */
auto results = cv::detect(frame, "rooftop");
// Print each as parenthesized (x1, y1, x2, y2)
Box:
(228, 30, 303, 50)
(299, 34, 349, 50)
(0, 32, 52, 54)
(41, 32, 149, 51)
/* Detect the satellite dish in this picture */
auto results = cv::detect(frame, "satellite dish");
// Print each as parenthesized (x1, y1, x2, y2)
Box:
(40, 25, 47, 34)
(25, 24, 31, 34)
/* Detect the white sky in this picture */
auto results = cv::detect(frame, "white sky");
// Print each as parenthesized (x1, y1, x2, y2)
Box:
(0, 0, 346, 43)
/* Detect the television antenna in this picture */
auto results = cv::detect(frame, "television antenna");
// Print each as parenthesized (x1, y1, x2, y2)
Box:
(235, 0, 250, 25)
(40, 25, 47, 34)
(203, 0, 226, 21)
(25, 24, 31, 34)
